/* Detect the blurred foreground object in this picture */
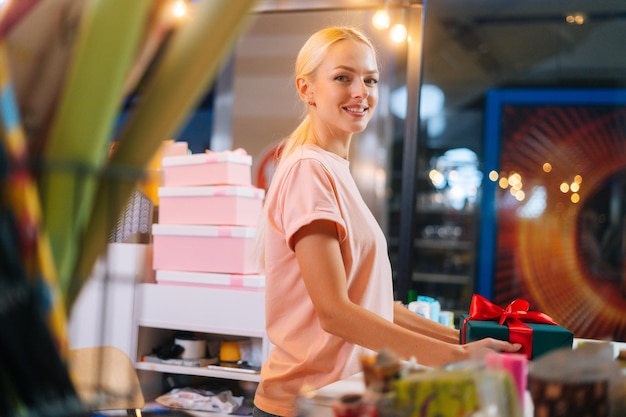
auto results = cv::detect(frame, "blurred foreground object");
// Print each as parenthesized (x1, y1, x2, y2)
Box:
(529, 342, 625, 417)
(69, 346, 144, 416)
(69, 0, 257, 309)
(0, 33, 81, 416)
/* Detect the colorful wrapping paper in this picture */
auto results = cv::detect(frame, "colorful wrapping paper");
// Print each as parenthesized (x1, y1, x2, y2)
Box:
(0, 40, 81, 415)
(460, 294, 573, 359)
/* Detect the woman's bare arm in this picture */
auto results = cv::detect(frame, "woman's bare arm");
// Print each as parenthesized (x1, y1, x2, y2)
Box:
(292, 220, 520, 367)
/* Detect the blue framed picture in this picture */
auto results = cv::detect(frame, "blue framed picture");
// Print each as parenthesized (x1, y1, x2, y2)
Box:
(478, 88, 626, 341)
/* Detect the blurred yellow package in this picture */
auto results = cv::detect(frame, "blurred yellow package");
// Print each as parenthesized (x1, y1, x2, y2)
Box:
(390, 368, 521, 417)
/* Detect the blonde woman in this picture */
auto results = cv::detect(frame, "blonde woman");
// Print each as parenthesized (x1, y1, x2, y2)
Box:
(252, 26, 520, 417)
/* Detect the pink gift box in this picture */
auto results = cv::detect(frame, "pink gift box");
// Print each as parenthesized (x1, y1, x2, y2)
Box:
(155, 270, 265, 290)
(162, 152, 252, 187)
(152, 224, 260, 274)
(158, 186, 265, 226)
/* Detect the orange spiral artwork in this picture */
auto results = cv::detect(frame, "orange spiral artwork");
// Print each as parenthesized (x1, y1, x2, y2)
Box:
(487, 90, 626, 342)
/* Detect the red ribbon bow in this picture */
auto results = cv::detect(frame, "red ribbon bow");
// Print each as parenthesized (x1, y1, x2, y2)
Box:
(462, 294, 557, 359)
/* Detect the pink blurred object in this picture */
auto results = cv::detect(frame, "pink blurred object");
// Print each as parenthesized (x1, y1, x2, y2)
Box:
(161, 141, 189, 158)
(485, 352, 528, 410)
(162, 152, 252, 187)
(152, 224, 260, 274)
(155, 270, 264, 290)
(158, 185, 264, 226)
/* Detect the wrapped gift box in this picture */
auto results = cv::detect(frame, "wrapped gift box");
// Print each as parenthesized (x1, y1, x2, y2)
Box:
(158, 186, 264, 226)
(460, 313, 573, 360)
(156, 270, 265, 290)
(152, 224, 260, 274)
(161, 152, 252, 187)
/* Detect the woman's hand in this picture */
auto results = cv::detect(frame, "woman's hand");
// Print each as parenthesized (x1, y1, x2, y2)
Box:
(459, 338, 522, 361)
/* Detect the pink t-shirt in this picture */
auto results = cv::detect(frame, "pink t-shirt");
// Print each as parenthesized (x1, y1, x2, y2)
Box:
(254, 145, 394, 417)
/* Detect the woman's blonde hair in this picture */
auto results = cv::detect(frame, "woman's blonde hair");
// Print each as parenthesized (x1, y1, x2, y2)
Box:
(277, 26, 378, 163)
(255, 26, 378, 270)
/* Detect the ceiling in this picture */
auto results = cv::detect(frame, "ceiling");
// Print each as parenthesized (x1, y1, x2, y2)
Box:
(249, 0, 626, 106)
(228, 0, 626, 152)
(422, 0, 626, 108)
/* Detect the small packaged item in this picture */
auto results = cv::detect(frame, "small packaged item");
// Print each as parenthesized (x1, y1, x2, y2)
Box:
(332, 394, 362, 417)
(360, 348, 403, 393)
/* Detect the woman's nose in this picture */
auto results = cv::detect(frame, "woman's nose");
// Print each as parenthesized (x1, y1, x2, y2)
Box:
(352, 79, 369, 98)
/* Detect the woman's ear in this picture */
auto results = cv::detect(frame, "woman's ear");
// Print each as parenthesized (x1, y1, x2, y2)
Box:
(296, 77, 311, 103)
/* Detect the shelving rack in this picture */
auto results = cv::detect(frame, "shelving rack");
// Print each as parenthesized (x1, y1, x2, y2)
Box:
(132, 283, 269, 402)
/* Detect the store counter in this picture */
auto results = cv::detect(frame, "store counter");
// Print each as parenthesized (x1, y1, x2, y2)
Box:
(305, 338, 626, 417)
(306, 372, 534, 417)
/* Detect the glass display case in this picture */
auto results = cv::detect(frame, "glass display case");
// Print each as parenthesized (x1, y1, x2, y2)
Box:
(389, 144, 481, 315)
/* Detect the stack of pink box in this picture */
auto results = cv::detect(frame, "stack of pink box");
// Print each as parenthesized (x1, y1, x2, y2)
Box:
(152, 150, 265, 290)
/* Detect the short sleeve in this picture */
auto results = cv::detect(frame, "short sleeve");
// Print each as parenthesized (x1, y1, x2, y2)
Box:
(276, 158, 347, 250)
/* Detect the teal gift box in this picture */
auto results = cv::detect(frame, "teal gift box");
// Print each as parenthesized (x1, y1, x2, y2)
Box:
(460, 314, 573, 360)
(459, 294, 574, 360)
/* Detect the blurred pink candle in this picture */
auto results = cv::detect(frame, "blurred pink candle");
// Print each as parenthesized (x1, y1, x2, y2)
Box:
(485, 352, 528, 410)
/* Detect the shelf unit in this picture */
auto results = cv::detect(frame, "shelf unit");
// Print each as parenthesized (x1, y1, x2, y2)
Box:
(388, 142, 480, 317)
(410, 204, 477, 315)
(132, 283, 269, 402)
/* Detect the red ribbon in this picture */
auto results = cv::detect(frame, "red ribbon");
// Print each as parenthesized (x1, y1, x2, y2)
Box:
(462, 294, 558, 359)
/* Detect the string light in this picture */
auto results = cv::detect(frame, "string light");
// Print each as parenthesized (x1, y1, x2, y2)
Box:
(372, 8, 390, 30)
(372, 2, 408, 44)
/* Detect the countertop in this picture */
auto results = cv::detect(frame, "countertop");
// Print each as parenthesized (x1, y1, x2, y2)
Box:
(304, 338, 626, 417)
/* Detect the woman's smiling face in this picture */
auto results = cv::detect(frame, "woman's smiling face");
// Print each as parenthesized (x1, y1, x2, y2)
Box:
(308, 38, 379, 137)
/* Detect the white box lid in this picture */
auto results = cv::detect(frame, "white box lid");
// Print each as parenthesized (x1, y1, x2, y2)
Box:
(158, 185, 265, 199)
(162, 152, 252, 167)
(152, 224, 257, 238)
(156, 270, 265, 288)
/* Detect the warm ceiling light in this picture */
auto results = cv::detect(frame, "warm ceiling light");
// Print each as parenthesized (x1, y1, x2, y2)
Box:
(172, 0, 188, 19)
(390, 23, 407, 43)
(566, 13, 585, 25)
(372, 9, 390, 30)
